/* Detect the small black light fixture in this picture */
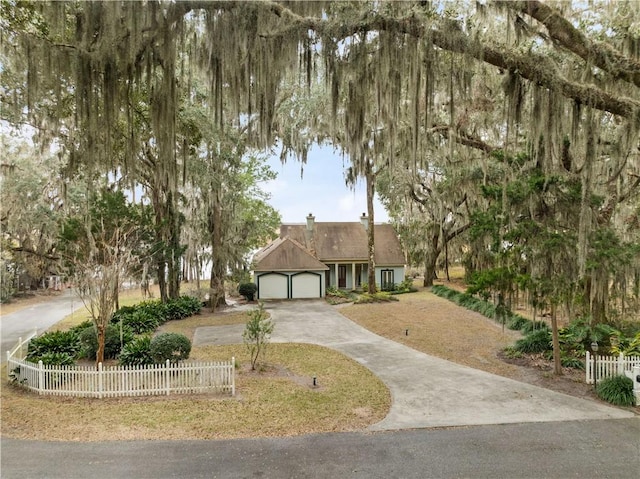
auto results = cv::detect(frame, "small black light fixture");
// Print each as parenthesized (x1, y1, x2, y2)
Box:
(312, 376, 317, 387)
(591, 341, 599, 389)
(405, 329, 409, 336)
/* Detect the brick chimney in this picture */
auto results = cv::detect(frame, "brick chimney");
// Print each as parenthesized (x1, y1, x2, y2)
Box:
(360, 212, 369, 230)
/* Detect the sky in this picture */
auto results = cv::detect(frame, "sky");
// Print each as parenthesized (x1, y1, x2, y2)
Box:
(262, 144, 390, 224)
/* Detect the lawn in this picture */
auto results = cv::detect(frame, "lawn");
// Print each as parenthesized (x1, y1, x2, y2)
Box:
(1, 299, 391, 441)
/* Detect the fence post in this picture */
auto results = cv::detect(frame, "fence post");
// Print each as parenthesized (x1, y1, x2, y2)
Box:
(38, 360, 44, 395)
(98, 362, 103, 399)
(5, 352, 9, 379)
(617, 352, 624, 375)
(231, 357, 235, 396)
(585, 351, 591, 384)
(165, 359, 170, 396)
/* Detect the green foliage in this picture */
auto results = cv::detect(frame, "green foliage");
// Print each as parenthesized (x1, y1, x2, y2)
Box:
(36, 352, 76, 366)
(69, 320, 94, 335)
(354, 292, 398, 303)
(502, 346, 524, 359)
(560, 355, 584, 370)
(431, 284, 529, 331)
(149, 333, 191, 363)
(119, 336, 154, 366)
(596, 376, 636, 407)
(27, 330, 81, 361)
(243, 302, 274, 370)
(520, 321, 550, 335)
(390, 277, 418, 294)
(110, 296, 201, 331)
(506, 315, 529, 331)
(610, 331, 640, 356)
(165, 295, 201, 320)
(79, 324, 134, 360)
(123, 310, 161, 334)
(238, 282, 257, 301)
(514, 329, 552, 354)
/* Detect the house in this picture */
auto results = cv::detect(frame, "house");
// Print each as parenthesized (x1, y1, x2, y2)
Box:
(253, 213, 405, 299)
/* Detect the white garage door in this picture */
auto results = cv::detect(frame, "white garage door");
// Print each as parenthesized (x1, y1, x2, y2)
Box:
(291, 272, 321, 299)
(258, 273, 288, 299)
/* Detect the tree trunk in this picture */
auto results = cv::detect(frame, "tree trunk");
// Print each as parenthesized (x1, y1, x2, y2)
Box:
(365, 162, 376, 294)
(167, 191, 181, 300)
(96, 323, 105, 366)
(422, 231, 441, 287)
(551, 303, 562, 376)
(209, 197, 227, 310)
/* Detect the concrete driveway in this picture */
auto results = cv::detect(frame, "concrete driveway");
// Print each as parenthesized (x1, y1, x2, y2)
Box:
(193, 299, 635, 430)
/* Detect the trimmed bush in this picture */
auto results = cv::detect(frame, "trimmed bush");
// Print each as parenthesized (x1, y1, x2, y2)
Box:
(123, 310, 160, 334)
(239, 283, 257, 301)
(596, 375, 636, 407)
(514, 328, 552, 353)
(149, 332, 191, 363)
(36, 352, 76, 366)
(119, 336, 154, 366)
(79, 324, 134, 360)
(165, 296, 201, 320)
(354, 292, 399, 303)
(506, 315, 529, 331)
(27, 330, 81, 361)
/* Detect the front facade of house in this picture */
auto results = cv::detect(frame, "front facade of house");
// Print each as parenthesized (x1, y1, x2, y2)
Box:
(253, 214, 405, 299)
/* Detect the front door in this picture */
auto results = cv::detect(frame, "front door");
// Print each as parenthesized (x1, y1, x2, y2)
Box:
(338, 265, 347, 288)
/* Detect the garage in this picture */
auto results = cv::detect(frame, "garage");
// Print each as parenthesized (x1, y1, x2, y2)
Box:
(291, 272, 322, 299)
(256, 272, 288, 299)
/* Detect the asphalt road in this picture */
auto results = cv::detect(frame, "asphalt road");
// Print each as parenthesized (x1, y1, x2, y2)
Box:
(1, 291, 83, 359)
(2, 418, 639, 478)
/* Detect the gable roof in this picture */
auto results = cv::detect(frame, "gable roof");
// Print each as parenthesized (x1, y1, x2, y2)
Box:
(279, 222, 405, 265)
(254, 236, 329, 272)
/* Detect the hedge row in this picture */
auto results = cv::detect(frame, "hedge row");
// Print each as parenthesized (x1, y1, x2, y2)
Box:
(26, 295, 200, 366)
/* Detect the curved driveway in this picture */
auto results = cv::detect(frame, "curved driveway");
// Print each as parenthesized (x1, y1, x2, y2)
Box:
(193, 299, 635, 430)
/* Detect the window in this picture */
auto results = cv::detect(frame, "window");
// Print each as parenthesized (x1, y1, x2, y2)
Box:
(381, 269, 394, 291)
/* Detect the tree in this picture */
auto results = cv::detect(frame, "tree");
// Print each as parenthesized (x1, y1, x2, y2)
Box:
(59, 188, 148, 365)
(2, 1, 638, 372)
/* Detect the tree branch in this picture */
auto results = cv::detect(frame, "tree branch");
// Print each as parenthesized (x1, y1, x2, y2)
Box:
(509, 0, 640, 89)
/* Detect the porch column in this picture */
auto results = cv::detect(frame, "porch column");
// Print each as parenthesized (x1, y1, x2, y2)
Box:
(352, 263, 356, 290)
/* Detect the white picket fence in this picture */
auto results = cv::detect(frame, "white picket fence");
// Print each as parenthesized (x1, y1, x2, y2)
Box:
(585, 351, 640, 384)
(6, 333, 235, 398)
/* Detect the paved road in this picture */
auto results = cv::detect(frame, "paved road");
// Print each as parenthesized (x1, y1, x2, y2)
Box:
(194, 300, 635, 430)
(1, 291, 83, 359)
(2, 418, 639, 478)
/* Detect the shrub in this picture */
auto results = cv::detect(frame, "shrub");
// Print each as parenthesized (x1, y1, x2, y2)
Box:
(560, 356, 584, 369)
(122, 310, 160, 334)
(596, 375, 636, 407)
(506, 315, 529, 331)
(110, 305, 137, 324)
(27, 330, 81, 361)
(79, 324, 134, 360)
(243, 302, 273, 370)
(119, 336, 154, 366)
(69, 320, 94, 335)
(36, 352, 76, 366)
(502, 346, 524, 359)
(149, 333, 191, 363)
(238, 283, 257, 301)
(165, 296, 201, 320)
(514, 328, 552, 353)
(520, 320, 550, 335)
(354, 292, 399, 304)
